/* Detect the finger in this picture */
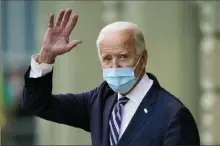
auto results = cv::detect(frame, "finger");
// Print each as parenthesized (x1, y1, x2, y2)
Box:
(65, 15, 78, 36)
(48, 13, 54, 27)
(56, 9, 65, 27)
(66, 40, 82, 52)
(44, 28, 53, 43)
(61, 8, 72, 28)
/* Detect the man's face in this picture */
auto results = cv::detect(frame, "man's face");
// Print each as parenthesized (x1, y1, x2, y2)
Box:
(99, 30, 147, 77)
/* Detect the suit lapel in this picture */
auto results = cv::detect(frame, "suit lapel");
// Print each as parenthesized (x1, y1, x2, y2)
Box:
(117, 80, 159, 146)
(102, 92, 117, 146)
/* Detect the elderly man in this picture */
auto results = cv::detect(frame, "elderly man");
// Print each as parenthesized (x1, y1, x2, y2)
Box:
(22, 9, 200, 146)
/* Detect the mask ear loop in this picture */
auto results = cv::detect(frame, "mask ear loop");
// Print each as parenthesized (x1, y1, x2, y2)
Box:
(134, 53, 145, 78)
(134, 54, 142, 69)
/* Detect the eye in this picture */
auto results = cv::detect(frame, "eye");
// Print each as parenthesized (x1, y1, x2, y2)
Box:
(119, 54, 128, 60)
(102, 55, 112, 62)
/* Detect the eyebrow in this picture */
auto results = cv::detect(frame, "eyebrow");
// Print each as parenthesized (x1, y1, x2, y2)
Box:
(118, 52, 128, 55)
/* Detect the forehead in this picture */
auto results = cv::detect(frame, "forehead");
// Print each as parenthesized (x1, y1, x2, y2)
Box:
(100, 30, 135, 51)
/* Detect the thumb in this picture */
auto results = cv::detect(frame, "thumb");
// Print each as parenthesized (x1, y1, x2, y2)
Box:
(66, 40, 82, 52)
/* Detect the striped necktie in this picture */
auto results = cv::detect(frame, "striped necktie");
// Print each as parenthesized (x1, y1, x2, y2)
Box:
(109, 96, 129, 146)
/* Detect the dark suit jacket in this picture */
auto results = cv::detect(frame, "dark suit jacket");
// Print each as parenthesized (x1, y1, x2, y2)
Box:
(21, 67, 200, 146)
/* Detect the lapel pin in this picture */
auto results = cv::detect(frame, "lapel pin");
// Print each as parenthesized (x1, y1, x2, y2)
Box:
(144, 108, 148, 114)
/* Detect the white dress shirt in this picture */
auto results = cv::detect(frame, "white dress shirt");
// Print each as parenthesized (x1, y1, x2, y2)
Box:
(118, 74, 153, 138)
(30, 55, 53, 78)
(29, 55, 153, 138)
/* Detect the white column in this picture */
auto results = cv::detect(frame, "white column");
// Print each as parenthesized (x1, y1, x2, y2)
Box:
(197, 1, 217, 145)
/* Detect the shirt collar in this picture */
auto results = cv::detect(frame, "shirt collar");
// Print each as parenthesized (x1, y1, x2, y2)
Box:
(118, 74, 153, 104)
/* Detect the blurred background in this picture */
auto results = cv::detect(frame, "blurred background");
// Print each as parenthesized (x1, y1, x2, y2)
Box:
(0, 0, 220, 145)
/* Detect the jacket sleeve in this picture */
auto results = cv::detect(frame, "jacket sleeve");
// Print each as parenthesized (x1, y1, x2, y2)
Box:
(21, 67, 99, 132)
(163, 107, 200, 145)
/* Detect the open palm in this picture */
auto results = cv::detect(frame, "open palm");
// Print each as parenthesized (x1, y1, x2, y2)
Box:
(42, 9, 82, 56)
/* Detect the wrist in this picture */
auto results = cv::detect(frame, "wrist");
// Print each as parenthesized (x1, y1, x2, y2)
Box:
(38, 49, 56, 64)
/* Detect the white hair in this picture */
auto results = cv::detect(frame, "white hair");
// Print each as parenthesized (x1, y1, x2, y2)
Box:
(96, 21, 147, 59)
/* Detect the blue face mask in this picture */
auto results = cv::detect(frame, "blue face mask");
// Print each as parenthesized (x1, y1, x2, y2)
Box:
(103, 56, 143, 94)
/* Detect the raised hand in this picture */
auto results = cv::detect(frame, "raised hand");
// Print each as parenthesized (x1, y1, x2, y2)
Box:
(38, 9, 82, 64)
